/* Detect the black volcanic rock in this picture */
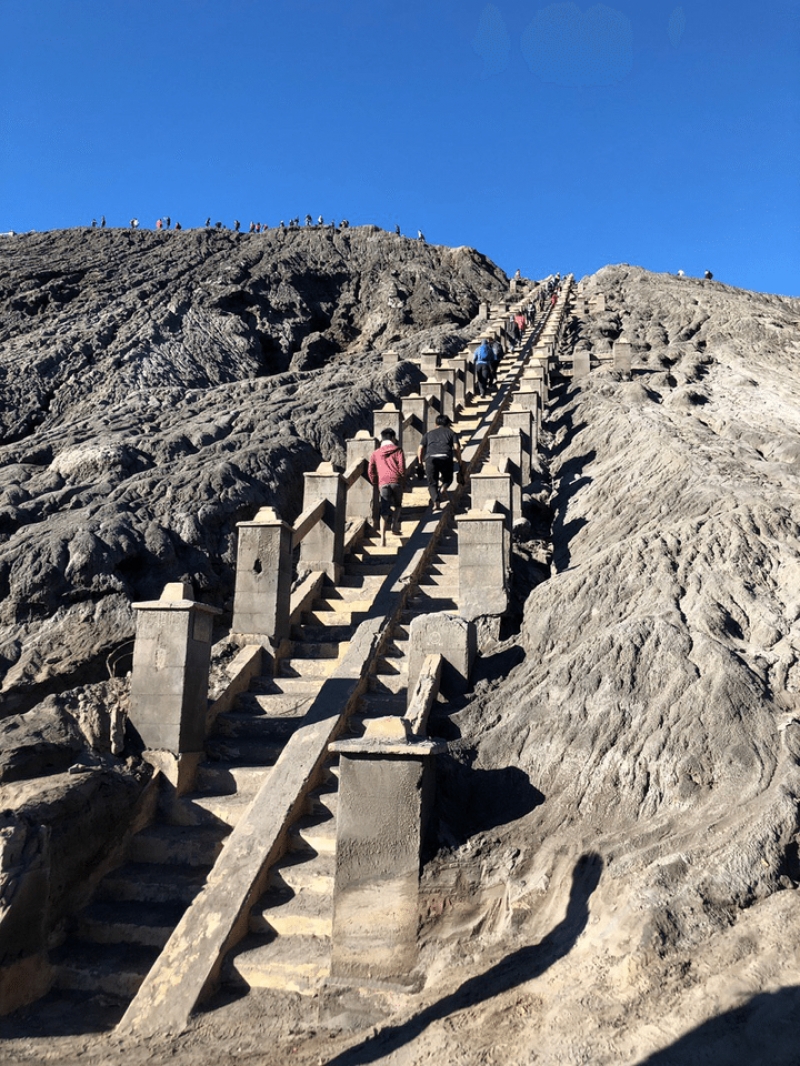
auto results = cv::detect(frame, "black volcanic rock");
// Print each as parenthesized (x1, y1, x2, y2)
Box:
(0, 226, 508, 711)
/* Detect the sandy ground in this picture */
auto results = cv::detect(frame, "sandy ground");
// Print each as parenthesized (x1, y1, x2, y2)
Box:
(3, 265, 800, 1065)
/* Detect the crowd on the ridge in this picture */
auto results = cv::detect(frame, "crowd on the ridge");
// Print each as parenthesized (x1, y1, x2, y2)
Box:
(88, 216, 429, 238)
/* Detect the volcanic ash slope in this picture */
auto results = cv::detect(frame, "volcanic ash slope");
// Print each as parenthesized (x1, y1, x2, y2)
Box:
(0, 226, 507, 713)
(426, 266, 800, 1062)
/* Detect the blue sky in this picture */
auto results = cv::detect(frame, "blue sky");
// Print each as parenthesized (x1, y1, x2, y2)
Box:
(1, 0, 798, 295)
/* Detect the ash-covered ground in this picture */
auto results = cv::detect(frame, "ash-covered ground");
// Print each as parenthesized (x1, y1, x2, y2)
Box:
(3, 247, 800, 1065)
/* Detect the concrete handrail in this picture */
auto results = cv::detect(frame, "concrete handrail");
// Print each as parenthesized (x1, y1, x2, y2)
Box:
(291, 498, 326, 549)
(406, 653, 442, 737)
(344, 457, 366, 488)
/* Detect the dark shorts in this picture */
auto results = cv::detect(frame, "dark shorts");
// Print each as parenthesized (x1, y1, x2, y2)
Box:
(379, 483, 403, 517)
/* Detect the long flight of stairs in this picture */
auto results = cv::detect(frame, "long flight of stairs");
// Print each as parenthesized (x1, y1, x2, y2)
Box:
(43, 300, 546, 1017)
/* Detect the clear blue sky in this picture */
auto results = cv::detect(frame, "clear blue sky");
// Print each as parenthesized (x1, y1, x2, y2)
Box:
(1, 0, 798, 295)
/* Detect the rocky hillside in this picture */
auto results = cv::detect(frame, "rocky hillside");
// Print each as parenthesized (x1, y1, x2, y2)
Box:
(0, 226, 507, 713)
(413, 266, 800, 1064)
(4, 251, 800, 1064)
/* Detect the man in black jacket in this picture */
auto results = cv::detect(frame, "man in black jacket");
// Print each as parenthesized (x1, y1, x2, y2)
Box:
(417, 414, 462, 510)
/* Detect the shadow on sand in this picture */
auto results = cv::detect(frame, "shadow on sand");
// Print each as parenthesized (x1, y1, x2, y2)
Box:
(635, 984, 800, 1066)
(324, 852, 604, 1066)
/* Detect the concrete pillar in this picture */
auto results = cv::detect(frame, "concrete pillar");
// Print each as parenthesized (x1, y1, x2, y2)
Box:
(457, 511, 508, 621)
(470, 466, 513, 530)
(407, 613, 476, 703)
(503, 407, 534, 482)
(478, 301, 489, 321)
(298, 462, 346, 582)
(591, 294, 606, 313)
(381, 350, 400, 370)
(130, 582, 221, 755)
(573, 351, 591, 380)
(373, 403, 402, 445)
(232, 507, 293, 642)
(420, 348, 440, 377)
(515, 386, 542, 421)
(614, 339, 633, 377)
(328, 717, 444, 985)
(489, 429, 524, 517)
(346, 431, 378, 526)
(433, 366, 456, 421)
(523, 364, 548, 405)
(420, 379, 444, 417)
(400, 394, 428, 470)
(443, 357, 467, 410)
(461, 354, 475, 398)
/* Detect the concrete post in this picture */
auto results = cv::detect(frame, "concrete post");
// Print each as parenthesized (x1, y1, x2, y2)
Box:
(489, 428, 524, 517)
(457, 511, 508, 622)
(328, 717, 444, 987)
(469, 466, 513, 531)
(407, 613, 476, 703)
(420, 379, 444, 417)
(523, 363, 548, 405)
(573, 351, 591, 380)
(420, 348, 440, 377)
(129, 582, 221, 755)
(503, 407, 534, 483)
(232, 507, 293, 643)
(298, 462, 346, 582)
(515, 386, 541, 418)
(433, 366, 456, 421)
(381, 350, 400, 370)
(400, 394, 428, 470)
(460, 353, 475, 398)
(478, 301, 489, 321)
(443, 357, 467, 410)
(346, 431, 378, 526)
(373, 403, 402, 445)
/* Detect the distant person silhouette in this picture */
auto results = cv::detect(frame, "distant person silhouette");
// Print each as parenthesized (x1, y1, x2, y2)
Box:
(91, 219, 97, 228)
(205, 217, 211, 227)
(130, 218, 139, 228)
(100, 215, 106, 228)
(704, 269, 713, 280)
(234, 219, 240, 232)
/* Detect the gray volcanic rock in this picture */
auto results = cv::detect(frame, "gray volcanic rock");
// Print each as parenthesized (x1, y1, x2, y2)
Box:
(419, 265, 800, 1061)
(0, 226, 507, 711)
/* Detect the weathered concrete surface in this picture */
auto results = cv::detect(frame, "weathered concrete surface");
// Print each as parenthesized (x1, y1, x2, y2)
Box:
(328, 729, 442, 982)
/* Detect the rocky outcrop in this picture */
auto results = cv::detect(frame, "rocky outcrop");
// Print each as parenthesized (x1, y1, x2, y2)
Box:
(422, 266, 800, 1058)
(0, 226, 508, 712)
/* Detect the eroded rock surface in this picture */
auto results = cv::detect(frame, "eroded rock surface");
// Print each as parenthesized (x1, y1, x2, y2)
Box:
(0, 226, 506, 711)
(418, 265, 800, 1063)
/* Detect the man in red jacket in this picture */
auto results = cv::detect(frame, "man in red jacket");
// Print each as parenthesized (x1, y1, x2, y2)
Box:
(368, 428, 407, 546)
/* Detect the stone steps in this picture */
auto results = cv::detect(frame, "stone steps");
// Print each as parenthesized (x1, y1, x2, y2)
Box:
(72, 299, 559, 1024)
(96, 861, 210, 906)
(52, 941, 161, 999)
(227, 934, 331, 994)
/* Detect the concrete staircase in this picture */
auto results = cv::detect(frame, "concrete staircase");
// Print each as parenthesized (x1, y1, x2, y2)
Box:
(41, 282, 570, 1027)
